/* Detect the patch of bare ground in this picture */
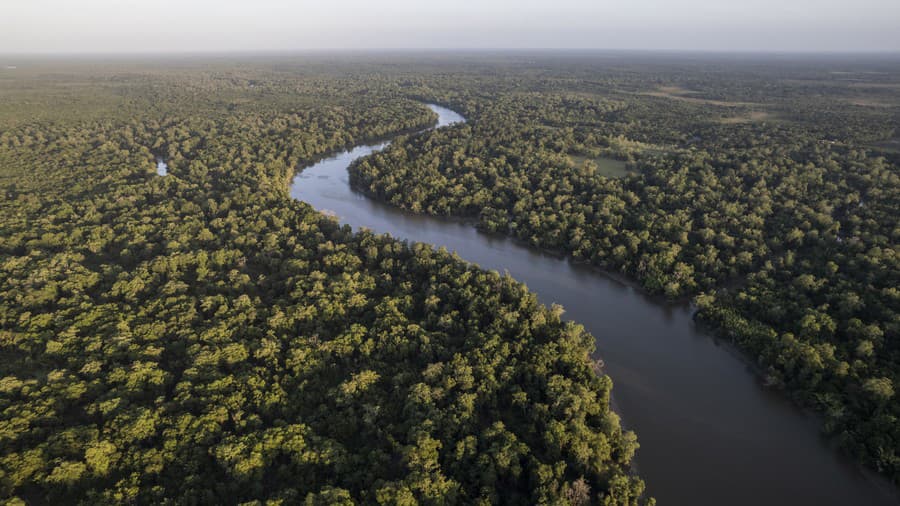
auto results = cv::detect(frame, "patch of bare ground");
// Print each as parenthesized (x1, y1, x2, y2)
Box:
(639, 86, 762, 107)
(868, 138, 900, 153)
(719, 111, 776, 124)
(845, 97, 899, 108)
(847, 82, 900, 90)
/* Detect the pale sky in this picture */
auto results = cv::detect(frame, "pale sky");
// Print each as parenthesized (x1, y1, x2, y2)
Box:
(2, 0, 899, 53)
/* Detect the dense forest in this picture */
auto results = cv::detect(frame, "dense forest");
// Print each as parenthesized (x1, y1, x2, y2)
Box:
(1, 52, 899, 503)
(348, 54, 900, 484)
(0, 59, 649, 504)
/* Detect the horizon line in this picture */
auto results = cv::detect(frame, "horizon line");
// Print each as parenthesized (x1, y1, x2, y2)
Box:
(3, 47, 900, 58)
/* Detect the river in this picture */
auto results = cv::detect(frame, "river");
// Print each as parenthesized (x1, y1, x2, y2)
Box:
(290, 103, 897, 505)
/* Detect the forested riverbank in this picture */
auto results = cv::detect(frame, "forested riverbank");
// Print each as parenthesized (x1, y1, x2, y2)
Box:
(0, 60, 649, 504)
(293, 101, 898, 505)
(0, 52, 897, 504)
(348, 54, 900, 484)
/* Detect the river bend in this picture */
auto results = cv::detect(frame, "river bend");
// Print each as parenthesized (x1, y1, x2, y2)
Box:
(290, 103, 896, 505)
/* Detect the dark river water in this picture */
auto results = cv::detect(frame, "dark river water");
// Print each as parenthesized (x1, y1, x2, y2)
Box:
(290, 104, 897, 505)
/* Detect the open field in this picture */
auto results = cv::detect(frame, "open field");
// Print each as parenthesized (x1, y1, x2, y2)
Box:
(639, 86, 762, 107)
(845, 97, 899, 107)
(719, 111, 777, 124)
(568, 154, 633, 177)
(869, 137, 900, 153)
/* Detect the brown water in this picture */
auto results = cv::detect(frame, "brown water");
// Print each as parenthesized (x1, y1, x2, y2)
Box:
(290, 104, 897, 505)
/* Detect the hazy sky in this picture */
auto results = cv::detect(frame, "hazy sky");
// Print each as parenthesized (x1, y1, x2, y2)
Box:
(2, 0, 899, 53)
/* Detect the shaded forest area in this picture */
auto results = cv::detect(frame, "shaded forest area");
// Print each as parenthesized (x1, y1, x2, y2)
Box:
(0, 57, 651, 504)
(348, 52, 900, 485)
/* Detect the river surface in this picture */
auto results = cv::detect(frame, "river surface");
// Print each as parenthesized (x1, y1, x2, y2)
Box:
(290, 104, 897, 505)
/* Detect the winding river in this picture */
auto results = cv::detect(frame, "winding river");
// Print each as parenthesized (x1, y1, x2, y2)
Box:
(290, 104, 897, 505)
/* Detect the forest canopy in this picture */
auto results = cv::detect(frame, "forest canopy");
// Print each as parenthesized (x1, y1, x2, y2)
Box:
(347, 53, 900, 485)
(0, 57, 654, 504)
(2, 52, 899, 503)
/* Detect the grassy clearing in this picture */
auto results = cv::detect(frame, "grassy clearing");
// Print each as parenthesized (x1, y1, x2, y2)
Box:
(868, 138, 900, 153)
(640, 86, 761, 107)
(569, 155, 633, 178)
(719, 111, 776, 124)
(845, 97, 899, 108)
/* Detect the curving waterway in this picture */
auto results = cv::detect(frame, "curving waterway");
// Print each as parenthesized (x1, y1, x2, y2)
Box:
(290, 104, 897, 505)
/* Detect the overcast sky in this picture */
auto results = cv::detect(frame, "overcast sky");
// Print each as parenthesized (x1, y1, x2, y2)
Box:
(2, 0, 899, 53)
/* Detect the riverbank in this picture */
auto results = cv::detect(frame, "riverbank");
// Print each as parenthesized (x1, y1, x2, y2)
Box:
(288, 103, 899, 506)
